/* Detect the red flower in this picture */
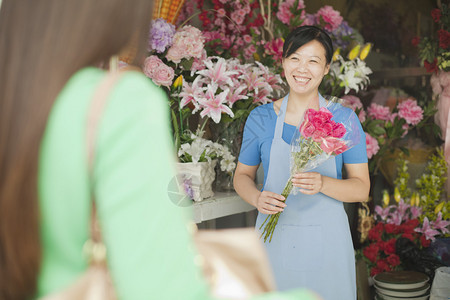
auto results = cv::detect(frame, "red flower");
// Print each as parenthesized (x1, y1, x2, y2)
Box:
(377, 259, 391, 272)
(411, 36, 420, 47)
(387, 254, 400, 267)
(405, 219, 420, 228)
(438, 29, 450, 49)
(368, 227, 382, 241)
(402, 233, 415, 242)
(431, 8, 441, 23)
(384, 238, 397, 255)
(370, 266, 383, 277)
(384, 223, 396, 234)
(420, 235, 431, 248)
(424, 59, 439, 73)
(363, 244, 380, 263)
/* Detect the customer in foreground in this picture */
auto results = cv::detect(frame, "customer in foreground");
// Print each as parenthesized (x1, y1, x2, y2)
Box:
(0, 1, 320, 299)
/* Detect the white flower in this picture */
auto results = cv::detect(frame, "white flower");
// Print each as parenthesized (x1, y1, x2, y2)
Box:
(178, 131, 236, 171)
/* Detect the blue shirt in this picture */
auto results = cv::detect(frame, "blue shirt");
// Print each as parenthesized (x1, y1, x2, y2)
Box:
(238, 102, 368, 187)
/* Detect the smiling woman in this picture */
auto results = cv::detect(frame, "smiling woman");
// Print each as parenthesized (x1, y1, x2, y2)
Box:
(234, 25, 370, 300)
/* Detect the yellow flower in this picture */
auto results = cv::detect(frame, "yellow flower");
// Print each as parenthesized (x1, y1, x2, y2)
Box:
(253, 52, 260, 61)
(348, 44, 361, 60)
(332, 48, 341, 61)
(435, 202, 445, 214)
(415, 193, 420, 206)
(410, 193, 416, 206)
(394, 187, 401, 203)
(359, 43, 372, 60)
(173, 75, 183, 88)
(382, 190, 390, 207)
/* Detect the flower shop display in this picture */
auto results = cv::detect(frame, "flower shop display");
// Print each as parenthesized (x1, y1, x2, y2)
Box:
(186, 0, 373, 99)
(341, 93, 439, 175)
(260, 97, 362, 242)
(135, 16, 285, 195)
(413, 3, 450, 193)
(358, 151, 449, 277)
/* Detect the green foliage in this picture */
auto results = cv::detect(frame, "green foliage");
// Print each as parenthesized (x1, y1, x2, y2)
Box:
(394, 155, 411, 200)
(415, 147, 449, 221)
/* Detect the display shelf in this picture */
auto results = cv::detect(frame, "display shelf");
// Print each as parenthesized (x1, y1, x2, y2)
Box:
(192, 191, 255, 224)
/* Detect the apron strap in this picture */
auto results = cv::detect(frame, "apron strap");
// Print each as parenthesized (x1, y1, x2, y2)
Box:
(274, 94, 289, 139)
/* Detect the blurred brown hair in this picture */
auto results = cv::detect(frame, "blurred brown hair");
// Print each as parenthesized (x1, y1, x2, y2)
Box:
(0, 0, 153, 298)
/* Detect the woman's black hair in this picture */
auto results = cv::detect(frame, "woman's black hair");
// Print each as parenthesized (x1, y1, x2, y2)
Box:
(282, 25, 334, 64)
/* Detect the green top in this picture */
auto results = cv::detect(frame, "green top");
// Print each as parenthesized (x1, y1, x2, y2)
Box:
(37, 67, 318, 300)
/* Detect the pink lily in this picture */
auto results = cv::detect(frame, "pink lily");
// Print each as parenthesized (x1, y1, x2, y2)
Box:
(409, 206, 422, 220)
(431, 212, 450, 234)
(178, 76, 204, 109)
(198, 84, 234, 123)
(242, 68, 267, 95)
(415, 217, 440, 241)
(375, 205, 391, 221)
(197, 57, 237, 86)
(227, 85, 248, 107)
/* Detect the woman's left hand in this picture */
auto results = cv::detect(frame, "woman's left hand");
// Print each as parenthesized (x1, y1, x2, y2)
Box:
(291, 172, 323, 195)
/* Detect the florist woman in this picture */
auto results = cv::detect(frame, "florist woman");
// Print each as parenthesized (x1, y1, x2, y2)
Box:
(234, 25, 370, 300)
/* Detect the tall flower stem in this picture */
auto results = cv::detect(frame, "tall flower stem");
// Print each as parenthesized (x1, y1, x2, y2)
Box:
(259, 177, 293, 242)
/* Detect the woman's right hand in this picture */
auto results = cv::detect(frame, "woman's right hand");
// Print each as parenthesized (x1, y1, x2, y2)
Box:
(256, 191, 286, 214)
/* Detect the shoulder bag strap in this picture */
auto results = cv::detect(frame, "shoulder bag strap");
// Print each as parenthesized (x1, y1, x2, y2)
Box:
(86, 70, 124, 247)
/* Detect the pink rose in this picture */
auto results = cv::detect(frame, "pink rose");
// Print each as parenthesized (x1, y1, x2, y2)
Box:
(143, 55, 163, 78)
(300, 121, 316, 138)
(152, 64, 174, 87)
(312, 126, 329, 142)
(143, 56, 174, 87)
(397, 99, 423, 125)
(331, 122, 346, 138)
(320, 138, 347, 154)
(365, 133, 379, 159)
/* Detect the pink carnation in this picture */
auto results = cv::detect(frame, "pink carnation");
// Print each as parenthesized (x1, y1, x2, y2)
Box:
(367, 103, 391, 121)
(143, 55, 174, 87)
(365, 133, 379, 159)
(397, 99, 423, 125)
(166, 25, 205, 63)
(342, 95, 366, 122)
(276, 0, 305, 25)
(315, 5, 343, 32)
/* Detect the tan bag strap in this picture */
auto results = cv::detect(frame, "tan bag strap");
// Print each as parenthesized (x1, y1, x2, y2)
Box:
(85, 70, 124, 247)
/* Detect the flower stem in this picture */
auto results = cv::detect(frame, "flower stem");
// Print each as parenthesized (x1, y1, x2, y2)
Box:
(260, 176, 294, 243)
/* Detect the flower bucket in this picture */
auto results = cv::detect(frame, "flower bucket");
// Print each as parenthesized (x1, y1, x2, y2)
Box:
(176, 160, 217, 202)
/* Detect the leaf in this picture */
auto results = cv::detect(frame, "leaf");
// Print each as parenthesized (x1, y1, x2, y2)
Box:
(180, 58, 194, 70)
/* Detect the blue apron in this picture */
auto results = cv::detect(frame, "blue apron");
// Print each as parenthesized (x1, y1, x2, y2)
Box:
(255, 95, 356, 300)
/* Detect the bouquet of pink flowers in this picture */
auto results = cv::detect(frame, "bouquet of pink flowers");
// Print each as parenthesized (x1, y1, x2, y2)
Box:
(260, 96, 361, 242)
